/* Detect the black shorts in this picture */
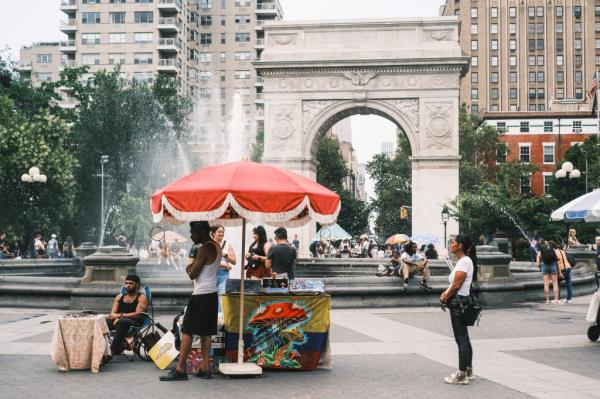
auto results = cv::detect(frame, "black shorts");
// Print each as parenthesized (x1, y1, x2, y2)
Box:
(181, 292, 218, 336)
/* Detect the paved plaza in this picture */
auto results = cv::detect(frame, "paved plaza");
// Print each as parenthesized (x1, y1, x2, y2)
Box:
(1, 295, 600, 399)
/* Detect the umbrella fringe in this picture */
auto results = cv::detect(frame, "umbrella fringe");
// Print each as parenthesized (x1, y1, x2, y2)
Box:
(152, 193, 340, 226)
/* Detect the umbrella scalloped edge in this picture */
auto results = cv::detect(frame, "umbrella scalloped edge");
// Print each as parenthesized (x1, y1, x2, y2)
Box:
(152, 192, 340, 227)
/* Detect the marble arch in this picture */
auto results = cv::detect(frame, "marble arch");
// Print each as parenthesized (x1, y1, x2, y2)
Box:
(255, 18, 469, 247)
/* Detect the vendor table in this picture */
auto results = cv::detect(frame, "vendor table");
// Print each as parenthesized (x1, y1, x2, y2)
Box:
(51, 314, 109, 373)
(222, 293, 331, 370)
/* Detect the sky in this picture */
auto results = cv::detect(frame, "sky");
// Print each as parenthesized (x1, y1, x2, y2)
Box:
(0, 0, 445, 199)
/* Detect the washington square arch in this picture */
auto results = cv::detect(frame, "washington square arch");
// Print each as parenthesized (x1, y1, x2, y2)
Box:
(255, 17, 469, 246)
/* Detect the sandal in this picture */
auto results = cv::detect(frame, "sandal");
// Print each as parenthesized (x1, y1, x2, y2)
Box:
(545, 301, 550, 305)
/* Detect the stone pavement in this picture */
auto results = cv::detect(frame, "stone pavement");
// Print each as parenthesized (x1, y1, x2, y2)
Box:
(1, 294, 599, 399)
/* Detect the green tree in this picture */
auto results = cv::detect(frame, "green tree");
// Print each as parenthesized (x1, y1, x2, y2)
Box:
(250, 121, 264, 162)
(315, 135, 370, 236)
(366, 133, 412, 236)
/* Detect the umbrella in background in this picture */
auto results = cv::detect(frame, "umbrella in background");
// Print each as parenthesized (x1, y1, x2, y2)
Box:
(152, 230, 188, 244)
(385, 234, 410, 245)
(550, 189, 600, 222)
(150, 160, 340, 376)
(410, 233, 439, 246)
(312, 223, 352, 242)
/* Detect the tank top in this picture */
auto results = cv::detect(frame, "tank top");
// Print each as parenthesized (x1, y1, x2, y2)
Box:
(192, 240, 222, 295)
(118, 292, 141, 314)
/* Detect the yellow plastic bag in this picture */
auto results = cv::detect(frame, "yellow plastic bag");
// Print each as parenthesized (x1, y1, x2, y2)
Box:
(148, 331, 179, 369)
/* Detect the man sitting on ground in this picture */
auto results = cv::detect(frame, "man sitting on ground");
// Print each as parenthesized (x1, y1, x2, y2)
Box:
(401, 241, 433, 292)
(266, 227, 297, 279)
(106, 274, 148, 354)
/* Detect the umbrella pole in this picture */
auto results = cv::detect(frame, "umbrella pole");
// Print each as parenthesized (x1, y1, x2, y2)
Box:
(237, 218, 246, 364)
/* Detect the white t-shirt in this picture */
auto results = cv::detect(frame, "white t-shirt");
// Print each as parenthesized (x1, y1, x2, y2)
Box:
(449, 256, 474, 296)
(401, 252, 423, 264)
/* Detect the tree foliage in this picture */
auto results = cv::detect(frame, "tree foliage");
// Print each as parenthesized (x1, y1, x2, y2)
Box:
(315, 135, 370, 236)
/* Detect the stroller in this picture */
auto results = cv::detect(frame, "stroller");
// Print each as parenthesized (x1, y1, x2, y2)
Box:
(585, 271, 600, 341)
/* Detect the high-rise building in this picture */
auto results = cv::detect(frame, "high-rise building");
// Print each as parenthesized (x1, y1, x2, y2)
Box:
(381, 141, 396, 158)
(59, 0, 192, 92)
(441, 1, 599, 115)
(331, 117, 352, 143)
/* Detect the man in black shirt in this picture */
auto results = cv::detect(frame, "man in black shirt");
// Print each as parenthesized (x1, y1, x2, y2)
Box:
(266, 227, 297, 279)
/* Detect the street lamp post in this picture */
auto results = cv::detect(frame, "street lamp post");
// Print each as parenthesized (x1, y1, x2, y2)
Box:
(441, 205, 450, 249)
(21, 167, 47, 257)
(555, 161, 581, 241)
(99, 155, 109, 246)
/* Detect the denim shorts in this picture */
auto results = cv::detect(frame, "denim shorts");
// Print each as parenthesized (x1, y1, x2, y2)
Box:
(540, 262, 557, 274)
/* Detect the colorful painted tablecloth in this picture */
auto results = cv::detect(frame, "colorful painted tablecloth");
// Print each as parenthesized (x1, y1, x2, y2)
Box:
(51, 314, 109, 373)
(222, 294, 331, 370)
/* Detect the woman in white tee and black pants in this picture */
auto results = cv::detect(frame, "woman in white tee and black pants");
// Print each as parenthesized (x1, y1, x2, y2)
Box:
(440, 234, 477, 385)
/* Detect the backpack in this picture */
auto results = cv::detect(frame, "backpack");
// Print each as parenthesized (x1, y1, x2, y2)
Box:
(541, 245, 557, 264)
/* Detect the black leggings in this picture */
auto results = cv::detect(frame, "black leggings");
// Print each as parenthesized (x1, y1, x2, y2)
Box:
(449, 296, 473, 372)
(107, 318, 136, 352)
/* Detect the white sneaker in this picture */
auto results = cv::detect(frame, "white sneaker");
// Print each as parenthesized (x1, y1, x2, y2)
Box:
(466, 367, 476, 381)
(444, 371, 469, 385)
(551, 300, 563, 305)
(566, 299, 573, 304)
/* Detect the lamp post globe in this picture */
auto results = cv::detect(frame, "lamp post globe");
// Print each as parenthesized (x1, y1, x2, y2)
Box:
(22, 167, 47, 257)
(441, 205, 450, 249)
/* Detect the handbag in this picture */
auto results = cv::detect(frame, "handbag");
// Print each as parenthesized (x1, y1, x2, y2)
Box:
(458, 295, 482, 326)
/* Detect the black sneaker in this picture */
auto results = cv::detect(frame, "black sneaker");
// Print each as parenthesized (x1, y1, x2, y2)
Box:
(419, 281, 433, 291)
(194, 370, 212, 379)
(160, 369, 188, 381)
(401, 285, 408, 293)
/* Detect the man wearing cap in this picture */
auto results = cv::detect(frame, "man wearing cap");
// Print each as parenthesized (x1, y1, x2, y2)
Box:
(106, 274, 148, 355)
(161, 221, 221, 381)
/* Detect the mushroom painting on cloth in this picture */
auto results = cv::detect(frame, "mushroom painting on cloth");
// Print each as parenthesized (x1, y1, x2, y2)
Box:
(221, 295, 331, 370)
(247, 301, 310, 369)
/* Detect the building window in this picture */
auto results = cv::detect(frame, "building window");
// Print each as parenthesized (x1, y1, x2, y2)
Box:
(81, 53, 100, 65)
(491, 88, 499, 99)
(199, 0, 212, 8)
(235, 32, 251, 42)
(537, 72, 544, 83)
(199, 71, 213, 81)
(109, 33, 126, 43)
(490, 105, 499, 112)
(509, 56, 517, 66)
(220, 52, 226, 62)
(575, 55, 583, 66)
(556, 38, 563, 50)
(133, 72, 153, 84)
(537, 56, 544, 66)
(471, 72, 478, 84)
(529, 88, 536, 99)
(220, 70, 226, 82)
(36, 54, 52, 63)
(133, 53, 152, 65)
(528, 56, 536, 66)
(220, 15, 226, 26)
(543, 145, 554, 164)
(520, 122, 529, 133)
(82, 12, 101, 24)
(83, 0, 100, 3)
(496, 146, 507, 164)
(491, 39, 498, 50)
(491, 72, 498, 83)
(491, 7, 498, 18)
(200, 15, 212, 26)
(110, 12, 125, 24)
(529, 72, 536, 83)
(528, 7, 535, 18)
(537, 39, 544, 50)
(509, 23, 516, 34)
(471, 24, 478, 35)
(596, 22, 600, 33)
(235, 0, 251, 5)
(575, 39, 582, 50)
(544, 121, 553, 133)
(596, 56, 600, 65)
(134, 12, 153, 23)
(574, 22, 582, 33)
(471, 56, 478, 67)
(37, 73, 53, 82)
(575, 71, 583, 83)
(510, 88, 518, 99)
(471, 104, 478, 115)
(528, 38, 536, 51)
(556, 22, 563, 33)
(235, 70, 251, 79)
(537, 6, 544, 17)
(543, 174, 552, 194)
(573, 121, 582, 133)
(82, 33, 101, 45)
(509, 72, 517, 83)
(596, 6, 600, 17)
(556, 55, 563, 66)
(490, 24, 498, 34)
(529, 104, 537, 111)
(471, 8, 478, 18)
(596, 39, 600, 49)
(510, 104, 517, 112)
(519, 145, 530, 162)
(200, 33, 212, 45)
(199, 52, 212, 63)
(538, 88, 545, 99)
(491, 56, 498, 66)
(108, 53, 126, 65)
(134, 32, 152, 43)
(509, 7, 516, 17)
(234, 51, 250, 61)
(556, 6, 563, 17)
(496, 121, 506, 131)
(556, 88, 564, 99)
(510, 39, 516, 50)
(575, 88, 583, 99)
(528, 24, 536, 35)
(471, 40, 478, 51)
(221, 33, 226, 44)
(574, 6, 582, 18)
(536, 24, 544, 34)
(520, 176, 531, 195)
(471, 89, 478, 100)
(235, 15, 251, 24)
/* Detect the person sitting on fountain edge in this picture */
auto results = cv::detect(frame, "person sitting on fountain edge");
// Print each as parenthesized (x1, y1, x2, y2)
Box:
(106, 274, 148, 355)
(377, 253, 401, 277)
(400, 241, 432, 292)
